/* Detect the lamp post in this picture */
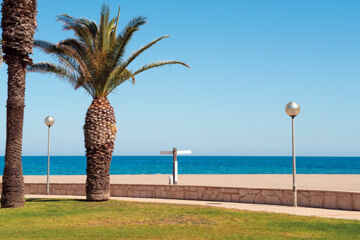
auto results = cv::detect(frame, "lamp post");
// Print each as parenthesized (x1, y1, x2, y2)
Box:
(44, 116, 55, 195)
(285, 102, 300, 207)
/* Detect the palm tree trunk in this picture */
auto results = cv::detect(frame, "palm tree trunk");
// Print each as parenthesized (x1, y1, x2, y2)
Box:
(1, 53, 26, 208)
(84, 97, 117, 201)
(1, 0, 37, 208)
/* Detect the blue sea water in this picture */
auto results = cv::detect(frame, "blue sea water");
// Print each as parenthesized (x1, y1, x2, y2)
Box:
(1, 156, 360, 175)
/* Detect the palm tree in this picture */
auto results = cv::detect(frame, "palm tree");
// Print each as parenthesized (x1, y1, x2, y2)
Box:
(28, 5, 189, 201)
(1, 0, 37, 208)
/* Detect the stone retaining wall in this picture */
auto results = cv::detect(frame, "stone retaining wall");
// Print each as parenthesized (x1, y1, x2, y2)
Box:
(0, 183, 359, 211)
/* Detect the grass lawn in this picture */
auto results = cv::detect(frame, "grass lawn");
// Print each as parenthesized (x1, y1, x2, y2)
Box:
(0, 199, 359, 239)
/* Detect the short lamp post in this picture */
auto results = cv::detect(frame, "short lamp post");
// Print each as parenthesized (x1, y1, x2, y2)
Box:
(44, 116, 55, 195)
(285, 102, 300, 207)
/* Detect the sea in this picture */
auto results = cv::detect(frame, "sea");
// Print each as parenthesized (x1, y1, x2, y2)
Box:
(1, 156, 360, 175)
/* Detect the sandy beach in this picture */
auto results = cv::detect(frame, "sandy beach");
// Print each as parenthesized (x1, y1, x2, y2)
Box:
(2, 174, 357, 193)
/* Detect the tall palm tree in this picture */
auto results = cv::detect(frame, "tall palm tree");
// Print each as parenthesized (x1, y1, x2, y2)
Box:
(1, 0, 37, 208)
(28, 5, 189, 201)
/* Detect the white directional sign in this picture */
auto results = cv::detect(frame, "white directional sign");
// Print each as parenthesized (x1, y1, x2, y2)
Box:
(177, 150, 192, 155)
(160, 150, 192, 155)
(160, 151, 173, 155)
(159, 148, 192, 185)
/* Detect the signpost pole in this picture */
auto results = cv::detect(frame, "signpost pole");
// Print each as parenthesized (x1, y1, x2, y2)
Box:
(173, 148, 177, 185)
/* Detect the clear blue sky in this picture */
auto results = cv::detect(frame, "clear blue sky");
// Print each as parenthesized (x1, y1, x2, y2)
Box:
(0, 0, 359, 156)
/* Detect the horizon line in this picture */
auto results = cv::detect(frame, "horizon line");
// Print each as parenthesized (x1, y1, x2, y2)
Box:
(1, 155, 359, 158)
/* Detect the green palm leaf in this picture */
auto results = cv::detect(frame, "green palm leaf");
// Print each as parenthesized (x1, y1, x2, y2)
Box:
(28, 62, 79, 89)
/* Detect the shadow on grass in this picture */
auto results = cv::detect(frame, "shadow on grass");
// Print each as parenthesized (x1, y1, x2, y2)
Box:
(26, 198, 103, 203)
(73, 199, 88, 202)
(206, 202, 223, 205)
(26, 198, 75, 202)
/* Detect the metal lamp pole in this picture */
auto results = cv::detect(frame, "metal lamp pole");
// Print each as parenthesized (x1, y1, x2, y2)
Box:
(44, 116, 55, 195)
(285, 102, 300, 207)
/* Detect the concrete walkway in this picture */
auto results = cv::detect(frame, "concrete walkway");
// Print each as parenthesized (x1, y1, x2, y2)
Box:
(25, 194, 360, 221)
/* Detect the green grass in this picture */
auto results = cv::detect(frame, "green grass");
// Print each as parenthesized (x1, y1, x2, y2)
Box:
(0, 199, 359, 239)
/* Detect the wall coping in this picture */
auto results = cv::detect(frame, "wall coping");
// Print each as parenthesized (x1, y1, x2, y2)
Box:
(20, 182, 359, 195)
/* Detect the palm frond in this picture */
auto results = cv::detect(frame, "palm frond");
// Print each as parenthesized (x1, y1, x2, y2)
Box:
(112, 7, 121, 41)
(105, 68, 134, 95)
(77, 18, 98, 39)
(119, 16, 146, 38)
(28, 63, 77, 86)
(132, 61, 190, 76)
(34, 40, 79, 73)
(118, 36, 169, 75)
(113, 26, 138, 61)
(57, 14, 95, 53)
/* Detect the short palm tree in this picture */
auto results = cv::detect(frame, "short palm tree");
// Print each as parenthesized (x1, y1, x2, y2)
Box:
(1, 0, 37, 208)
(28, 5, 189, 201)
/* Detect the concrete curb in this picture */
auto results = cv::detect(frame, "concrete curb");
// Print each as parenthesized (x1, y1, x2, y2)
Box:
(25, 194, 360, 221)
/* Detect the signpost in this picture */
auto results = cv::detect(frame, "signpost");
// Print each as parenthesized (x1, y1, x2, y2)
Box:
(160, 148, 192, 185)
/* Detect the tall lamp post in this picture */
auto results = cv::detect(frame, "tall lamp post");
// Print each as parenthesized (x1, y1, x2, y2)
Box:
(44, 116, 55, 195)
(285, 102, 300, 207)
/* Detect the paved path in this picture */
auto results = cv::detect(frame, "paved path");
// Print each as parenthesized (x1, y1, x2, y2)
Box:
(25, 194, 360, 221)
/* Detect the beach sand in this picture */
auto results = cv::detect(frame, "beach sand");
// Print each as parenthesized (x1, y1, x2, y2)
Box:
(3, 174, 357, 193)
